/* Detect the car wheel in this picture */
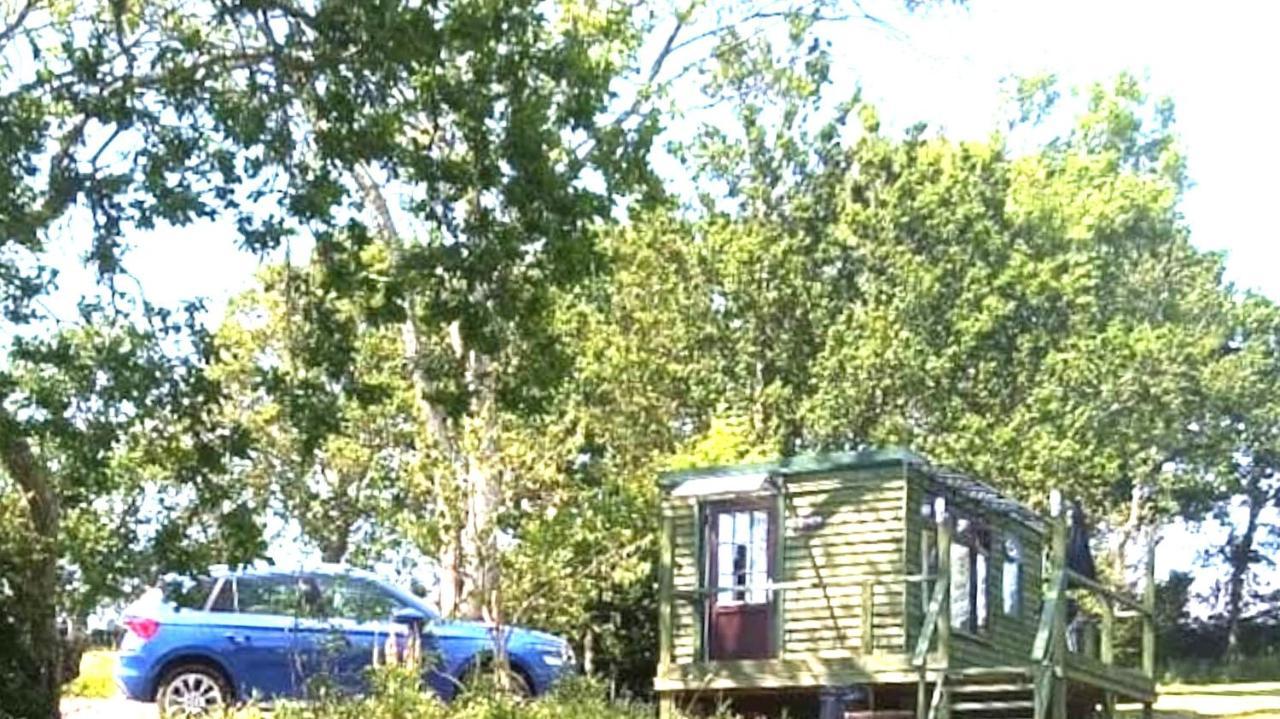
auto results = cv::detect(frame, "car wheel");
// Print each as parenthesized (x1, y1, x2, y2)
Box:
(156, 664, 232, 717)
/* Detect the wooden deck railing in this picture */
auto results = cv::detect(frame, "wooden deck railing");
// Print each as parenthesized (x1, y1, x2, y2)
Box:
(1033, 491, 1156, 719)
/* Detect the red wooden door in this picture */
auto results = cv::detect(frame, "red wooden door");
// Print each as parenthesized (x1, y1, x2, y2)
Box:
(706, 501, 776, 660)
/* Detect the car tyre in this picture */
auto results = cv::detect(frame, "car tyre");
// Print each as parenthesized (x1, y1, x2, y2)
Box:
(156, 663, 233, 717)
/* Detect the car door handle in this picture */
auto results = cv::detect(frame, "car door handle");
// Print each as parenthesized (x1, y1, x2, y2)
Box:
(225, 633, 250, 645)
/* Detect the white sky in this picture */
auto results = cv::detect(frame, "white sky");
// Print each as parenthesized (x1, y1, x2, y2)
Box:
(51, 1, 1280, 603)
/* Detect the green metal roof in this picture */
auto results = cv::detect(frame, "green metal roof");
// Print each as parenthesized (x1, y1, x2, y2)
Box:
(657, 447, 924, 488)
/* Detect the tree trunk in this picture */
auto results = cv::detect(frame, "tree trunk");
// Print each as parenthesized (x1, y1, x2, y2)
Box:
(1225, 477, 1263, 661)
(1110, 473, 1153, 582)
(1, 415, 63, 719)
(353, 166, 502, 622)
(320, 536, 349, 564)
(458, 348, 501, 621)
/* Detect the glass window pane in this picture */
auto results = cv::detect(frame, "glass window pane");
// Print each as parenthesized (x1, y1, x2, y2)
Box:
(208, 579, 234, 613)
(333, 579, 403, 622)
(749, 511, 767, 573)
(719, 513, 734, 547)
(717, 539, 735, 602)
(950, 544, 970, 629)
(236, 576, 298, 616)
(734, 511, 751, 546)
(1003, 556, 1020, 615)
(976, 552, 989, 630)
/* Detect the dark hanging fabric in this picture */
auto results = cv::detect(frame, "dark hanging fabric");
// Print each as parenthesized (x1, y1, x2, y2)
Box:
(1066, 501, 1098, 580)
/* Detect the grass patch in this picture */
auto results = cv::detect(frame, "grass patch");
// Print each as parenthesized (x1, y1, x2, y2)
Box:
(1118, 682, 1280, 719)
(1163, 657, 1280, 685)
(62, 650, 118, 699)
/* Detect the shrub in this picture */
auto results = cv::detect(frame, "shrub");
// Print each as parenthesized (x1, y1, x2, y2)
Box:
(62, 651, 117, 699)
(233, 670, 671, 719)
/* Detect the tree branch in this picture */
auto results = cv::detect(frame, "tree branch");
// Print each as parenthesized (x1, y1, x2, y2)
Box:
(0, 405, 58, 538)
(0, 0, 35, 50)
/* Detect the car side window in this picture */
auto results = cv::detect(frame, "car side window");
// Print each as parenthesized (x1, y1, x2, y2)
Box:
(329, 578, 406, 623)
(207, 578, 234, 612)
(235, 575, 299, 615)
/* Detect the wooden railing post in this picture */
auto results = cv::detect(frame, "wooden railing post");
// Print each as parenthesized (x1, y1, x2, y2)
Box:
(1100, 597, 1114, 666)
(1143, 537, 1156, 679)
(1050, 490, 1068, 719)
(936, 498, 952, 719)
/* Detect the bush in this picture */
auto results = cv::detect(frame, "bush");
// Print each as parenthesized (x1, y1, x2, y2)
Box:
(62, 651, 118, 699)
(233, 670, 667, 719)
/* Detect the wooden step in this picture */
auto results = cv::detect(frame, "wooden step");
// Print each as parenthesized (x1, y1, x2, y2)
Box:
(947, 666, 1033, 678)
(951, 700, 1035, 712)
(948, 683, 1033, 694)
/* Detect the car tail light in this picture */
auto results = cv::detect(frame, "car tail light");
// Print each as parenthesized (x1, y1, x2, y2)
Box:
(123, 616, 160, 641)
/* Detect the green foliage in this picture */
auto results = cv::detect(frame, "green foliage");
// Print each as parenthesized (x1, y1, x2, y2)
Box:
(234, 671, 672, 719)
(212, 242, 417, 564)
(61, 651, 117, 699)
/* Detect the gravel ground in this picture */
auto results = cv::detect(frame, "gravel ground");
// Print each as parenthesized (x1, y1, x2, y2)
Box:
(61, 696, 158, 718)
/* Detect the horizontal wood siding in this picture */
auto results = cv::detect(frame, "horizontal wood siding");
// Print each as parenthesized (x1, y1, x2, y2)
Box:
(667, 498, 701, 665)
(780, 468, 908, 658)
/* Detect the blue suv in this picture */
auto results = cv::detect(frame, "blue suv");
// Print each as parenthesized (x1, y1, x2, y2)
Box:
(115, 566, 574, 715)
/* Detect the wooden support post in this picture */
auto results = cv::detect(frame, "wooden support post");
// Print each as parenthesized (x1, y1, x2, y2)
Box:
(1143, 535, 1156, 679)
(659, 510, 675, 670)
(693, 500, 705, 662)
(862, 578, 875, 653)
(1100, 597, 1114, 666)
(774, 487, 787, 658)
(1103, 690, 1116, 719)
(936, 497, 952, 668)
(659, 693, 675, 719)
(1050, 490, 1068, 719)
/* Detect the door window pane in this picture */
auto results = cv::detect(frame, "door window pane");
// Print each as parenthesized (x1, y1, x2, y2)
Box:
(717, 513, 735, 602)
(330, 579, 405, 622)
(714, 508, 771, 605)
(235, 576, 299, 615)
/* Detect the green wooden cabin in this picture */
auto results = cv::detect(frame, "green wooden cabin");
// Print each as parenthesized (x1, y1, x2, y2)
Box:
(655, 448, 1156, 719)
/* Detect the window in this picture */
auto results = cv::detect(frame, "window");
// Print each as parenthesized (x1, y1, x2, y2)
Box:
(162, 575, 217, 611)
(921, 498, 939, 611)
(950, 541, 970, 628)
(235, 575, 300, 615)
(950, 519, 991, 633)
(715, 508, 769, 604)
(208, 579, 234, 612)
(1002, 537, 1022, 616)
(328, 579, 406, 622)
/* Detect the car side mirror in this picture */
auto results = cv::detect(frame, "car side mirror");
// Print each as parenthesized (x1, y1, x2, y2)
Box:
(392, 606, 429, 626)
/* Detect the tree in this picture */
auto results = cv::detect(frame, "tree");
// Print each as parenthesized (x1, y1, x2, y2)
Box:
(2, 0, 652, 712)
(211, 239, 417, 565)
(591, 74, 1235, 590)
(1201, 294, 1280, 659)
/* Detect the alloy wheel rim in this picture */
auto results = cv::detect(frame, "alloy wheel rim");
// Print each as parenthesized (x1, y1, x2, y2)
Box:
(162, 672, 224, 716)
